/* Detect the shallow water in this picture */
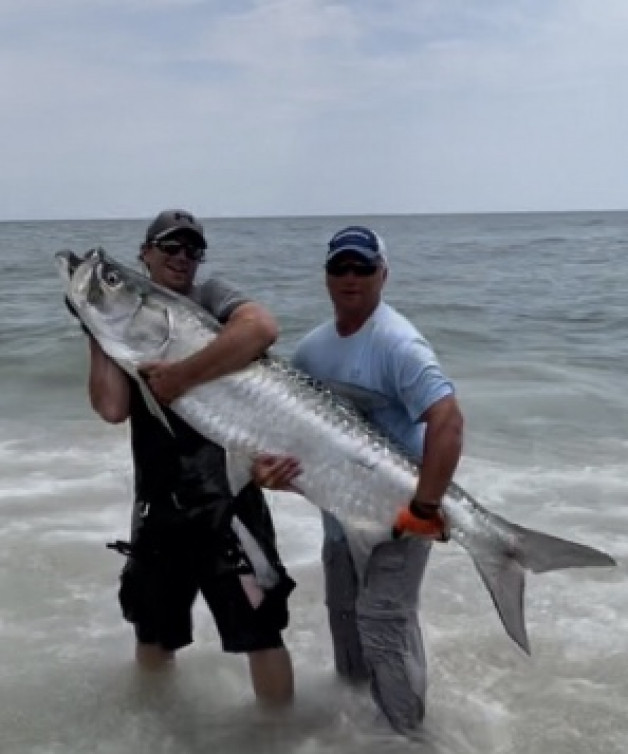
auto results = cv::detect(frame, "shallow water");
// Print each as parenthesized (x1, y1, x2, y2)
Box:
(0, 212, 626, 753)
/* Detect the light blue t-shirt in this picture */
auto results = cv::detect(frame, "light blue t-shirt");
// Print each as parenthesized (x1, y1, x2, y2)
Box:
(293, 301, 454, 541)
(293, 301, 454, 461)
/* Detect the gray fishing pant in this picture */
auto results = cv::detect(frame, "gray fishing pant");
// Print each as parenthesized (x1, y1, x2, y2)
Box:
(321, 512, 431, 735)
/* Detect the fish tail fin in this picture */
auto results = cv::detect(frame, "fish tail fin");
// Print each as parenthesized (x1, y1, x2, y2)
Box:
(469, 550, 531, 654)
(466, 517, 616, 654)
(512, 523, 617, 573)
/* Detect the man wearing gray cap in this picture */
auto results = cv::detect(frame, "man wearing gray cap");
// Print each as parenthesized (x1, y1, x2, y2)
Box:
(86, 209, 295, 705)
(254, 225, 463, 733)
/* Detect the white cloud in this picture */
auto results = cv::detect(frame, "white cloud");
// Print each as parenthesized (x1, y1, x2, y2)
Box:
(1, 0, 627, 218)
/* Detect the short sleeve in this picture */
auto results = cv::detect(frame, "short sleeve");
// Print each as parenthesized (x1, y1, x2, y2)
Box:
(193, 277, 249, 324)
(292, 339, 308, 372)
(387, 339, 454, 421)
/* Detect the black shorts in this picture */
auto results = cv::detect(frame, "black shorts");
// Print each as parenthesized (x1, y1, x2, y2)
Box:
(117, 510, 295, 654)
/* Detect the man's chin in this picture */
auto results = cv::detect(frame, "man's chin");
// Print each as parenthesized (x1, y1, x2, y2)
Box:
(163, 271, 192, 292)
(337, 295, 364, 309)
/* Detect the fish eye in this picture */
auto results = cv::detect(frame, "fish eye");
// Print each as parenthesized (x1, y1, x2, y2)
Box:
(103, 268, 121, 287)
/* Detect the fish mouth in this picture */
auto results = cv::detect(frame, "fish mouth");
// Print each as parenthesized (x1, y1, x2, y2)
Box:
(55, 249, 85, 287)
(68, 249, 103, 308)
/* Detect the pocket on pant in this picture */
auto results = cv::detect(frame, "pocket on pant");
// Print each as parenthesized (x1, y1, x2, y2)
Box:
(362, 539, 429, 609)
(257, 573, 296, 632)
(363, 541, 405, 594)
(118, 557, 166, 625)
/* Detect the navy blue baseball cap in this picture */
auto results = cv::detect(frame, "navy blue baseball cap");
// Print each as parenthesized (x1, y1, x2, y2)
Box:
(145, 209, 207, 249)
(327, 226, 387, 264)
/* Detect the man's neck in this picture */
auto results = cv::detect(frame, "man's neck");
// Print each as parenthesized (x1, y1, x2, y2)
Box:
(335, 302, 380, 337)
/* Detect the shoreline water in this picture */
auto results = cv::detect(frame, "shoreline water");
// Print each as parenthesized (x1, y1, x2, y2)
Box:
(1, 212, 626, 753)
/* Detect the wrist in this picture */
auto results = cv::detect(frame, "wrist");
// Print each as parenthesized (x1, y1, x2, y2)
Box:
(174, 361, 196, 393)
(409, 497, 441, 519)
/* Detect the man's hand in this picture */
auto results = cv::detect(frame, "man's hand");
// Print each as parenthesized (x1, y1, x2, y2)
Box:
(392, 504, 449, 542)
(251, 453, 303, 493)
(140, 361, 190, 405)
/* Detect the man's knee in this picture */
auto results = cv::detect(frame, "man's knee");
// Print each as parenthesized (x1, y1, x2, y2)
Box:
(135, 642, 176, 670)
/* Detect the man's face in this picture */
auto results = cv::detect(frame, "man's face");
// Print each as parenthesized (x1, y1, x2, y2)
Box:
(141, 233, 204, 293)
(325, 252, 387, 318)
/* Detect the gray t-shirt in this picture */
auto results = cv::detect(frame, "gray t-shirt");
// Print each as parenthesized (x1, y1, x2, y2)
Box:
(191, 276, 248, 324)
(131, 275, 251, 515)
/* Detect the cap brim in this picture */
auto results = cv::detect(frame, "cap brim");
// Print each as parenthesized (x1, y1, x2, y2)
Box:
(327, 246, 381, 263)
(153, 227, 207, 249)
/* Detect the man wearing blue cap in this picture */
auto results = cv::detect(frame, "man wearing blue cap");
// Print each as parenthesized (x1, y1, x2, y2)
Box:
(254, 225, 463, 734)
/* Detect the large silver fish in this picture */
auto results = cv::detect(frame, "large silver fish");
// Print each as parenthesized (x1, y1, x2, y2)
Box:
(56, 248, 616, 654)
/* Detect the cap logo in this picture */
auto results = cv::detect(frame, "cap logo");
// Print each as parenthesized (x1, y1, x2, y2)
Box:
(174, 211, 195, 224)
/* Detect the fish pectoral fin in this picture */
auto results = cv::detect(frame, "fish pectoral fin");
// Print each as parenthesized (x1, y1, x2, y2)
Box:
(471, 551, 531, 655)
(124, 364, 175, 436)
(225, 450, 254, 497)
(513, 524, 617, 573)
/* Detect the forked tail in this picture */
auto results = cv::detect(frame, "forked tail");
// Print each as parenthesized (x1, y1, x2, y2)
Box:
(467, 515, 616, 654)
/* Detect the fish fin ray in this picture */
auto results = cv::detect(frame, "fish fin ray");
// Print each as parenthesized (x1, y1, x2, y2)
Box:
(225, 450, 254, 497)
(513, 525, 616, 573)
(122, 363, 175, 436)
(471, 552, 531, 654)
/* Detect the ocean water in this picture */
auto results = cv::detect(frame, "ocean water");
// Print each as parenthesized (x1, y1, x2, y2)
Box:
(0, 212, 626, 753)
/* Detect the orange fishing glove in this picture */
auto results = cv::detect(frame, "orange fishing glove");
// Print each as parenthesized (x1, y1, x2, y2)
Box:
(392, 504, 449, 542)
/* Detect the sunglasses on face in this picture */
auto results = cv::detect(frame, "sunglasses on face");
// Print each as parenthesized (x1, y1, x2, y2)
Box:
(325, 262, 379, 277)
(154, 241, 205, 262)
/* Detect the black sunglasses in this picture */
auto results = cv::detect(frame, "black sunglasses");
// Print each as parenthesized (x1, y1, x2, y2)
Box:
(155, 241, 205, 262)
(325, 262, 379, 277)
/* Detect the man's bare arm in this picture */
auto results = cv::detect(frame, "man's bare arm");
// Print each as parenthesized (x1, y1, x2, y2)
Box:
(88, 337, 130, 423)
(413, 394, 463, 506)
(142, 302, 278, 404)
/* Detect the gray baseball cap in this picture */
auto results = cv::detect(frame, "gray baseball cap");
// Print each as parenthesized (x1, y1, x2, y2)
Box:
(145, 209, 207, 249)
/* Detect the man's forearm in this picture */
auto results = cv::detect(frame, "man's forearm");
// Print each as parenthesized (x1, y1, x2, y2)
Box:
(414, 408, 463, 506)
(176, 305, 277, 390)
(88, 338, 130, 423)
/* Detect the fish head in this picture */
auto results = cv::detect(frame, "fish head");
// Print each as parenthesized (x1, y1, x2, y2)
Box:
(65, 248, 173, 364)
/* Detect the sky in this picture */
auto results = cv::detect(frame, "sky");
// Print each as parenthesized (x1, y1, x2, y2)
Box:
(1, 0, 627, 220)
